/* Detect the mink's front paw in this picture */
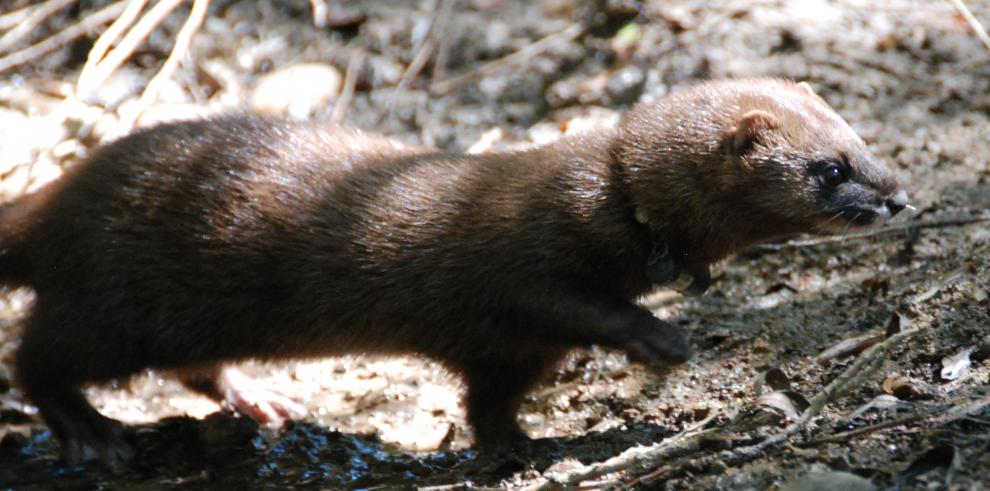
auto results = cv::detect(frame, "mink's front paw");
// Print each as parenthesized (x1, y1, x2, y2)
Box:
(624, 318, 693, 365)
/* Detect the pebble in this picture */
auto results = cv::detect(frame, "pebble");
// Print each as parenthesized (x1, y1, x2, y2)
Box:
(251, 63, 342, 118)
(780, 471, 877, 491)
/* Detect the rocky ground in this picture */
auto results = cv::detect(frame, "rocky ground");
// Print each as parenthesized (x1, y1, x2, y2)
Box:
(0, 0, 988, 489)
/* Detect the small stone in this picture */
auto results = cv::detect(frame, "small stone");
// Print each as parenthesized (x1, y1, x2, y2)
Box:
(780, 471, 877, 491)
(251, 63, 342, 118)
(607, 65, 646, 104)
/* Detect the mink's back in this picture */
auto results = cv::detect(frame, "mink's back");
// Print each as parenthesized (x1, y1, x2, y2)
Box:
(13, 116, 647, 367)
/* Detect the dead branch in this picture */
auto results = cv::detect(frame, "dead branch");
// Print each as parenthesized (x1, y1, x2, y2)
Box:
(758, 214, 990, 251)
(431, 22, 585, 95)
(523, 314, 924, 488)
(309, 0, 328, 28)
(385, 0, 452, 115)
(0, 3, 37, 31)
(910, 267, 965, 304)
(520, 266, 963, 487)
(804, 413, 927, 445)
(631, 319, 922, 485)
(948, 0, 990, 54)
(0, 1, 126, 74)
(74, 0, 185, 100)
(77, 0, 150, 98)
(804, 393, 990, 446)
(521, 413, 720, 490)
(0, 0, 75, 54)
(126, 0, 210, 125)
(331, 49, 365, 123)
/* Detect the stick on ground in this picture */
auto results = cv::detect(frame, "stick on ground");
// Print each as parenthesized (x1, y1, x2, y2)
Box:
(77, 0, 150, 98)
(73, 0, 184, 100)
(431, 22, 585, 95)
(948, 0, 990, 54)
(0, 0, 75, 54)
(128, 0, 210, 125)
(0, 1, 126, 74)
(331, 49, 365, 123)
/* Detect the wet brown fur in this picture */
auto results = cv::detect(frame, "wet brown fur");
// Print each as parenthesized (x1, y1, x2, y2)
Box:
(0, 78, 904, 464)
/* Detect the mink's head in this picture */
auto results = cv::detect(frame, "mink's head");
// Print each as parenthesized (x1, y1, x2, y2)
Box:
(616, 78, 908, 263)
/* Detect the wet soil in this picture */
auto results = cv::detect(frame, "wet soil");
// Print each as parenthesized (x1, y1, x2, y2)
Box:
(0, 0, 988, 489)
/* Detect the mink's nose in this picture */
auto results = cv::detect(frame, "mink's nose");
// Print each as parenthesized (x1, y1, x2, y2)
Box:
(886, 190, 908, 216)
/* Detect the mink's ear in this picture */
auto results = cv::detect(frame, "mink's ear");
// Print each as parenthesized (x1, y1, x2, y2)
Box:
(797, 81, 817, 97)
(728, 110, 778, 157)
(797, 81, 831, 107)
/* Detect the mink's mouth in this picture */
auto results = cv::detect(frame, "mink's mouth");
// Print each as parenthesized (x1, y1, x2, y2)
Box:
(814, 205, 887, 233)
(839, 206, 882, 225)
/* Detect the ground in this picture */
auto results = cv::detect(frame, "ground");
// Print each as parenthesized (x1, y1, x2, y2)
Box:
(0, 0, 988, 489)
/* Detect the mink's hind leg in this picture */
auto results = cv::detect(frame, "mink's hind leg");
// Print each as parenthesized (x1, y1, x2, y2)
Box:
(177, 365, 305, 426)
(459, 345, 568, 447)
(15, 309, 136, 466)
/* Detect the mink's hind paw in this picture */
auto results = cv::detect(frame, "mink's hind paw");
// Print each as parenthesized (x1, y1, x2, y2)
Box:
(624, 318, 693, 365)
(58, 411, 134, 469)
(217, 368, 307, 427)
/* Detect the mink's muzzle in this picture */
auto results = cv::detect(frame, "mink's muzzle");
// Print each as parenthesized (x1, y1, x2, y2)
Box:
(886, 190, 908, 216)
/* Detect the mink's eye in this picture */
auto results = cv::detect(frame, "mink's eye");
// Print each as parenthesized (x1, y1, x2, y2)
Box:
(822, 162, 846, 187)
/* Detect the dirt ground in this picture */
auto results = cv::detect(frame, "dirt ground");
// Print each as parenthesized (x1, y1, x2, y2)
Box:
(0, 0, 988, 489)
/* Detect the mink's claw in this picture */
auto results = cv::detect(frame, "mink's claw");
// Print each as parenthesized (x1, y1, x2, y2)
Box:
(625, 318, 693, 365)
(679, 266, 711, 297)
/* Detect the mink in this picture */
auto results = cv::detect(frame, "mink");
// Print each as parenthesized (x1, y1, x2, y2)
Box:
(0, 78, 907, 465)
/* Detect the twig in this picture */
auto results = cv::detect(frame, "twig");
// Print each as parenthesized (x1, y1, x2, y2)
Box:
(126, 0, 210, 126)
(0, 0, 126, 74)
(0, 3, 37, 31)
(0, 0, 75, 54)
(385, 0, 452, 113)
(635, 320, 921, 485)
(524, 280, 949, 487)
(948, 0, 990, 54)
(803, 413, 927, 445)
(309, 0, 328, 28)
(331, 49, 365, 123)
(393, 38, 435, 98)
(431, 22, 585, 95)
(74, 0, 184, 100)
(430, 11, 453, 88)
(910, 267, 965, 304)
(804, 393, 990, 446)
(77, 0, 150, 98)
(418, 485, 501, 491)
(758, 214, 990, 250)
(931, 394, 990, 424)
(521, 413, 720, 490)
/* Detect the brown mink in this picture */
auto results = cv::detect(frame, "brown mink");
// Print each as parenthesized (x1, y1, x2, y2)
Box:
(0, 78, 907, 465)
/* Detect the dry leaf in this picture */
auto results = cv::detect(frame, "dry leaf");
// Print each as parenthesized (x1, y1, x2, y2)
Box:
(757, 390, 809, 422)
(753, 367, 792, 395)
(940, 348, 974, 381)
(883, 375, 911, 397)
